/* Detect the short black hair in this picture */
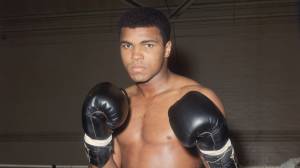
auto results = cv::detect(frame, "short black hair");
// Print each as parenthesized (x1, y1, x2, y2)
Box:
(118, 7, 171, 44)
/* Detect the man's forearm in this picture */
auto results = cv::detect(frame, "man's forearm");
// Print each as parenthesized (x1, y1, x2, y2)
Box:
(90, 157, 118, 168)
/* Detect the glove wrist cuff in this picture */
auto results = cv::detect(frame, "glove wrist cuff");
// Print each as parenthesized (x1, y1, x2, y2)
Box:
(199, 139, 232, 156)
(84, 134, 112, 147)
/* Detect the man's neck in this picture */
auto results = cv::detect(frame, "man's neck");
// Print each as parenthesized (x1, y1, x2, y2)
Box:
(136, 70, 173, 98)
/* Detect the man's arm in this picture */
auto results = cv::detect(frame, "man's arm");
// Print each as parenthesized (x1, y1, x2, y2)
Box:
(169, 89, 238, 167)
(196, 88, 226, 168)
(82, 82, 128, 168)
(89, 157, 117, 168)
(90, 135, 121, 168)
(112, 138, 122, 167)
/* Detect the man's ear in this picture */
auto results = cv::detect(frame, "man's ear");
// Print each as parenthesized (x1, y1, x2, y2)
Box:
(164, 41, 172, 58)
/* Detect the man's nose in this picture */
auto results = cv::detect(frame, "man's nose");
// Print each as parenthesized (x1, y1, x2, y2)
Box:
(131, 46, 144, 60)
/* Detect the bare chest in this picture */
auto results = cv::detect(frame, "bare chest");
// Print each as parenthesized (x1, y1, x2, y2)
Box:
(117, 94, 179, 145)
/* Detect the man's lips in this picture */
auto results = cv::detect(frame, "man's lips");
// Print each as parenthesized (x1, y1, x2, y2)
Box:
(130, 65, 145, 73)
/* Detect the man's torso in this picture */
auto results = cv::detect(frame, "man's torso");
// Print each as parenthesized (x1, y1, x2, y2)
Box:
(116, 76, 202, 168)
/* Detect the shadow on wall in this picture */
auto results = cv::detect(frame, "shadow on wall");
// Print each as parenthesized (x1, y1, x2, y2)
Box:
(298, 0, 300, 31)
(231, 131, 247, 166)
(168, 46, 193, 77)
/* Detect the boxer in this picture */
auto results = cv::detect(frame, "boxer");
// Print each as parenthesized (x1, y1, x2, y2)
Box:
(82, 7, 238, 168)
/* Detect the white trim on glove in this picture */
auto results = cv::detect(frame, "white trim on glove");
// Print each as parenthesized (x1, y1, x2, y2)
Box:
(200, 139, 232, 156)
(84, 134, 112, 147)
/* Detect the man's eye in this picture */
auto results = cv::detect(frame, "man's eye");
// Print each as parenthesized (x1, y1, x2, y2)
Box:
(122, 44, 132, 49)
(145, 44, 154, 48)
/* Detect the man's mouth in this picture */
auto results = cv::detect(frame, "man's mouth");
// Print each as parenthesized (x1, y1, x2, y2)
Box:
(130, 65, 145, 73)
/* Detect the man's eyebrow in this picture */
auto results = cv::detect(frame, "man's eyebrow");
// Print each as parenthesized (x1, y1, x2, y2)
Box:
(141, 40, 159, 44)
(120, 40, 131, 44)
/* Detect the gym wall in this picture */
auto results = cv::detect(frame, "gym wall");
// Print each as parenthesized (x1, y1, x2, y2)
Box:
(0, 0, 299, 166)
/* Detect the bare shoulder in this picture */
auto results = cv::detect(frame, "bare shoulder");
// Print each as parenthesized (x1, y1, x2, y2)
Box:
(175, 76, 225, 115)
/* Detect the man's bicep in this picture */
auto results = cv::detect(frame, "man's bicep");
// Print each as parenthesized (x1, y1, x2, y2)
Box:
(112, 138, 122, 167)
(92, 139, 121, 168)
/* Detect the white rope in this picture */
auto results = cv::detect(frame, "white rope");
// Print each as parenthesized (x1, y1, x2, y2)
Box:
(0, 164, 87, 168)
(0, 164, 50, 168)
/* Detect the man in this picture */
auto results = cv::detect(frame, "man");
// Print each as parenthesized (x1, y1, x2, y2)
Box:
(82, 7, 238, 168)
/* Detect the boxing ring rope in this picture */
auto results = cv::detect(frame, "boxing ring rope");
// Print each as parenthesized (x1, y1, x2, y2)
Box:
(0, 164, 87, 168)
(0, 157, 298, 168)
(0, 164, 282, 168)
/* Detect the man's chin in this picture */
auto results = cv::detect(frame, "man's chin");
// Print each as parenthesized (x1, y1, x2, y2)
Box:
(130, 76, 149, 84)
(132, 79, 148, 84)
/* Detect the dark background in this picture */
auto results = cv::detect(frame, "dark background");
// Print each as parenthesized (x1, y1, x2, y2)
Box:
(0, 0, 299, 166)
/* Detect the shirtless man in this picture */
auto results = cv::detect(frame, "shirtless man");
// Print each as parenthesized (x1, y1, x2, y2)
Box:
(82, 7, 238, 168)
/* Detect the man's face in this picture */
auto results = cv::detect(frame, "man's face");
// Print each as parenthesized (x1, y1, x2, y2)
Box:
(120, 26, 171, 83)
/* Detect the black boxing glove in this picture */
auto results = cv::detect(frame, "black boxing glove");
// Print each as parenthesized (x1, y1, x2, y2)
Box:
(168, 91, 238, 168)
(82, 82, 129, 168)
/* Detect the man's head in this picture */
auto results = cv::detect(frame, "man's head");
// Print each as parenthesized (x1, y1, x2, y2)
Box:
(118, 8, 172, 83)
(118, 7, 171, 45)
